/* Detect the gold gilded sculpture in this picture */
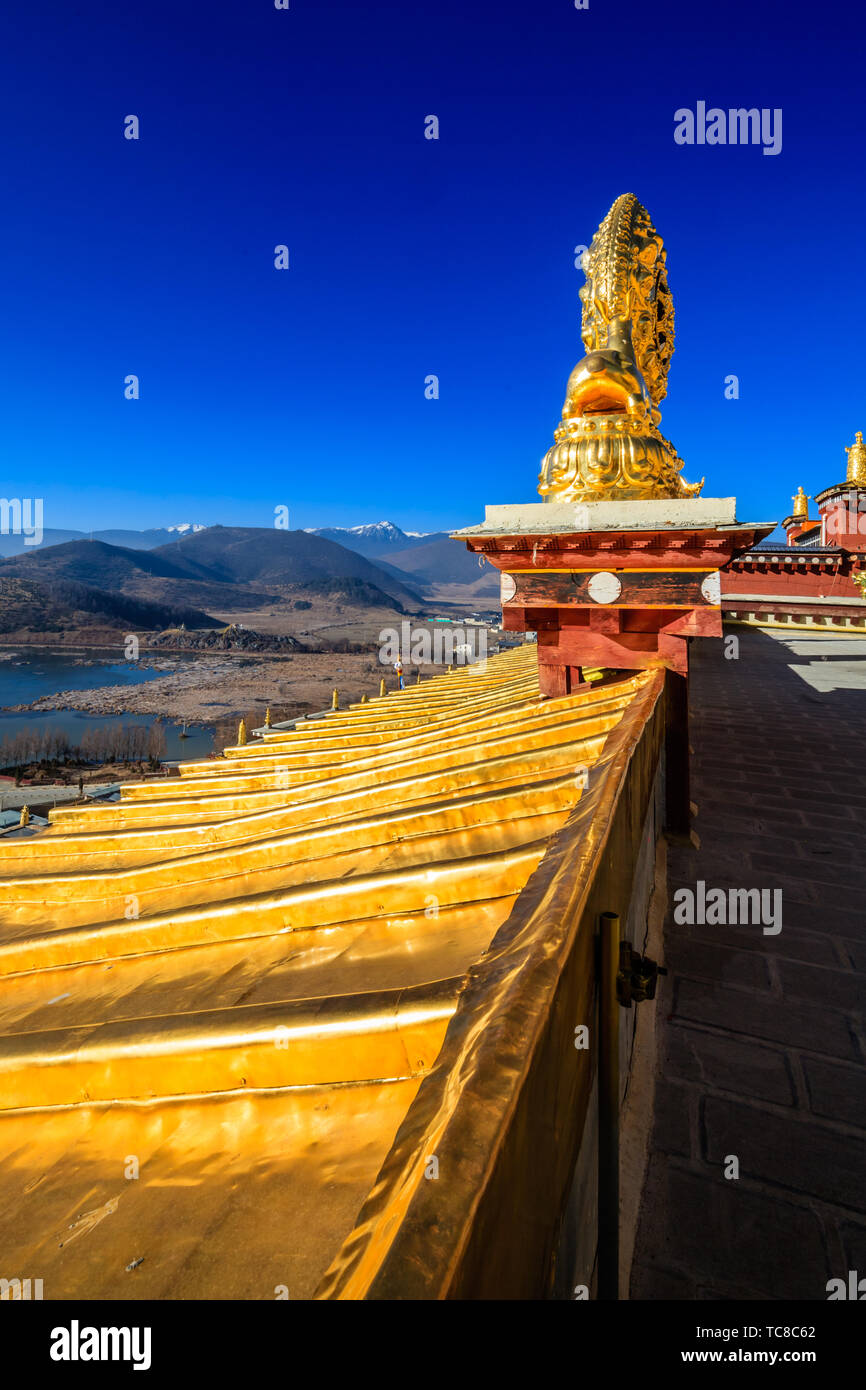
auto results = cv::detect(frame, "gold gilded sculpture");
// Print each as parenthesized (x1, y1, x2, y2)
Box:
(791, 486, 810, 519)
(846, 430, 866, 485)
(538, 192, 703, 502)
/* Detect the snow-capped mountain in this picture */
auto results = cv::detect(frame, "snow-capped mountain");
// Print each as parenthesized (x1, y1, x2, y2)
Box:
(349, 522, 413, 541)
(0, 523, 212, 558)
(305, 520, 445, 559)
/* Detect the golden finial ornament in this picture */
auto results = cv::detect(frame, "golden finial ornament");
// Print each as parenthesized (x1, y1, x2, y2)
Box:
(19, 805, 30, 827)
(264, 707, 272, 728)
(791, 486, 809, 520)
(237, 718, 247, 746)
(379, 678, 386, 698)
(538, 192, 703, 503)
(845, 431, 866, 485)
(332, 688, 339, 710)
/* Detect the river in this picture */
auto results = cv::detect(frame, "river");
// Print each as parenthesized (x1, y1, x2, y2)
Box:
(0, 649, 214, 759)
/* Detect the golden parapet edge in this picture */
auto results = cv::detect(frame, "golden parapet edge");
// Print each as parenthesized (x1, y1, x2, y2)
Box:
(314, 668, 665, 1300)
(0, 650, 666, 1297)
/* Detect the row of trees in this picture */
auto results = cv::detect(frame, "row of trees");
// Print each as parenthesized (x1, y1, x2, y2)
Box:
(0, 722, 167, 772)
(43, 579, 215, 632)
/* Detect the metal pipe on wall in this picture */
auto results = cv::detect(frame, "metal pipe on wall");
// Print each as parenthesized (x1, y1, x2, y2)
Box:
(598, 910, 620, 1300)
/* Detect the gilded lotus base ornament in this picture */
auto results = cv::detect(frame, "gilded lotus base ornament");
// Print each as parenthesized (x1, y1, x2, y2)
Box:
(538, 398, 700, 502)
(538, 193, 703, 503)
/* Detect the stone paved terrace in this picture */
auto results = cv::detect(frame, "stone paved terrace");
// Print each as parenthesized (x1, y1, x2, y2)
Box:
(632, 626, 866, 1301)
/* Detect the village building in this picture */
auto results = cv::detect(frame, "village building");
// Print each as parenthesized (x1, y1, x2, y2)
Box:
(721, 431, 866, 630)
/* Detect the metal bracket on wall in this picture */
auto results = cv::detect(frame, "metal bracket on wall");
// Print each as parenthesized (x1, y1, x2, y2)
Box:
(616, 942, 667, 1008)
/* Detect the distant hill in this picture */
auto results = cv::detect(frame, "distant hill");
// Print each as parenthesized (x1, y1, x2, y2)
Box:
(0, 539, 268, 614)
(305, 521, 446, 559)
(386, 536, 500, 598)
(295, 576, 409, 610)
(1, 528, 424, 629)
(148, 527, 423, 607)
(303, 524, 502, 601)
(0, 575, 218, 635)
(1, 540, 211, 588)
(0, 523, 207, 558)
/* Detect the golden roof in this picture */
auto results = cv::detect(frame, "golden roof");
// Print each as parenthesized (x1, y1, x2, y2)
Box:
(0, 648, 658, 1298)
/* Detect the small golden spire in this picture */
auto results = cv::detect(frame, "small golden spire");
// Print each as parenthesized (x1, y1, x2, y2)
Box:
(379, 678, 386, 698)
(19, 805, 30, 827)
(791, 486, 809, 519)
(332, 688, 339, 710)
(264, 707, 272, 727)
(237, 718, 247, 746)
(416, 669, 421, 684)
(845, 430, 866, 485)
(361, 693, 368, 703)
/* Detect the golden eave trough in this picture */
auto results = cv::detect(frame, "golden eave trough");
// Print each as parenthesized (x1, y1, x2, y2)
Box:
(0, 647, 665, 1299)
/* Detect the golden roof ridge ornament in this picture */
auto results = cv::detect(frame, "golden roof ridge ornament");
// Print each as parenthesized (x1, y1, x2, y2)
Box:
(538, 192, 704, 502)
(845, 430, 866, 485)
(791, 486, 810, 519)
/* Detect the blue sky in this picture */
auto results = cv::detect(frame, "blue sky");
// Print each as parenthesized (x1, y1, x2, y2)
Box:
(0, 0, 863, 537)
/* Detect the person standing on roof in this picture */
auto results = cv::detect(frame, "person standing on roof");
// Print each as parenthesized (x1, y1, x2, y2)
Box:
(394, 657, 405, 690)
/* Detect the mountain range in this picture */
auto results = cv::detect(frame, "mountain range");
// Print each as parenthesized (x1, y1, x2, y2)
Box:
(304, 525, 498, 599)
(303, 521, 447, 558)
(0, 527, 426, 635)
(0, 519, 442, 561)
(0, 522, 500, 635)
(0, 523, 207, 559)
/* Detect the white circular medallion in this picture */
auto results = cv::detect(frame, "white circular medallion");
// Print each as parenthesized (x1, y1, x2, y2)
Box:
(587, 571, 622, 604)
(500, 573, 517, 603)
(700, 572, 721, 606)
